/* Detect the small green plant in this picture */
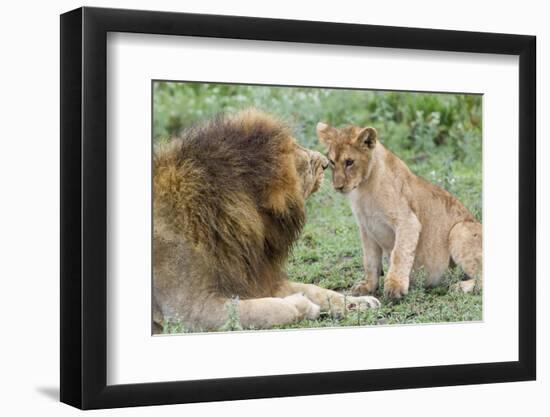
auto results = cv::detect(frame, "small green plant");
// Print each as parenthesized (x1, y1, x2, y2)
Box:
(220, 296, 243, 332)
(162, 318, 187, 334)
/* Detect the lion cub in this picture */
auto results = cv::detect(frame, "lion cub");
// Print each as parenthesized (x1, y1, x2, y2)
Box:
(317, 122, 482, 299)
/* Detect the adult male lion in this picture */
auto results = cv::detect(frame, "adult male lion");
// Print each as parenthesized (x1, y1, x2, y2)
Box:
(153, 109, 379, 333)
(317, 122, 482, 299)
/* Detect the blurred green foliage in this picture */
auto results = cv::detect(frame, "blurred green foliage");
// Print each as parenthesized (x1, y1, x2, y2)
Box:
(154, 81, 482, 330)
(154, 82, 482, 220)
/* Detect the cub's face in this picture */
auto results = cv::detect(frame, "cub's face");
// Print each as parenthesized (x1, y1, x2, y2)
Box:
(294, 145, 329, 198)
(316, 122, 378, 194)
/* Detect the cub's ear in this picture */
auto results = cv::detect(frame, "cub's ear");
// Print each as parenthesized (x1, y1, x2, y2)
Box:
(316, 122, 334, 146)
(355, 127, 377, 150)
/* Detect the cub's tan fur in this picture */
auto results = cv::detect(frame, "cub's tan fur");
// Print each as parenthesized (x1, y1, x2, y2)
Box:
(153, 109, 379, 333)
(317, 122, 482, 299)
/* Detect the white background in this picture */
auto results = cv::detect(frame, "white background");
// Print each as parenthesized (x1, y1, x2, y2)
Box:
(0, 0, 545, 416)
(108, 33, 518, 384)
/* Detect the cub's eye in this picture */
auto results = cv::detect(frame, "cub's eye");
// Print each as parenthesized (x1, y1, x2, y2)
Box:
(328, 159, 335, 166)
(345, 159, 354, 167)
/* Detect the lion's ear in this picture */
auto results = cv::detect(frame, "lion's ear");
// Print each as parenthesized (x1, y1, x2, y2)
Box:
(316, 122, 335, 146)
(355, 127, 377, 150)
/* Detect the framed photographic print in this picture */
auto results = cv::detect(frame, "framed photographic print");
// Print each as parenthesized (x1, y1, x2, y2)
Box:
(60, 6, 536, 410)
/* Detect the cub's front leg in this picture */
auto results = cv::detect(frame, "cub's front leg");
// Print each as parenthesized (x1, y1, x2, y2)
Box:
(352, 226, 383, 296)
(384, 212, 421, 299)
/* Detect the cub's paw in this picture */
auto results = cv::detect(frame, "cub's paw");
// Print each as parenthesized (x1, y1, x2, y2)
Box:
(351, 280, 378, 296)
(284, 293, 321, 320)
(383, 275, 409, 299)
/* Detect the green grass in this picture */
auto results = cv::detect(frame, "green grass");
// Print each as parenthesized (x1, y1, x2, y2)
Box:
(154, 81, 483, 331)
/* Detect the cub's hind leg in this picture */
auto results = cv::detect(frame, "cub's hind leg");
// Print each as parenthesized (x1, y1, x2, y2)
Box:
(449, 221, 482, 293)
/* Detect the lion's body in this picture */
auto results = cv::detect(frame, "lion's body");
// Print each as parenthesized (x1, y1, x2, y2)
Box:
(153, 110, 379, 333)
(317, 123, 482, 299)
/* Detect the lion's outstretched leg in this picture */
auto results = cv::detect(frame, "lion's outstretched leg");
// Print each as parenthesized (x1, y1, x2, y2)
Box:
(156, 293, 321, 332)
(449, 221, 482, 293)
(278, 281, 380, 316)
(236, 295, 320, 329)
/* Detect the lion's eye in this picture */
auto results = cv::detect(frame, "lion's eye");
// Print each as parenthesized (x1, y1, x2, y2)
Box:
(345, 159, 354, 167)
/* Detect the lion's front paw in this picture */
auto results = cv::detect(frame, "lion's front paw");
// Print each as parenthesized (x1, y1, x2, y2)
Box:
(284, 293, 321, 320)
(450, 279, 477, 294)
(384, 275, 409, 299)
(351, 280, 378, 296)
(346, 295, 381, 310)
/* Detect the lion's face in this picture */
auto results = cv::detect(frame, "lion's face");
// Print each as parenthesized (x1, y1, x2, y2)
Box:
(316, 122, 378, 194)
(294, 145, 329, 198)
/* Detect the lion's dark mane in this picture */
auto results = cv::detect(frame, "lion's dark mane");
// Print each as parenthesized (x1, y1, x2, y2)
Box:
(153, 110, 306, 298)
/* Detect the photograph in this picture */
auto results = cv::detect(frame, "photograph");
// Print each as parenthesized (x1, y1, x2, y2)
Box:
(152, 81, 483, 334)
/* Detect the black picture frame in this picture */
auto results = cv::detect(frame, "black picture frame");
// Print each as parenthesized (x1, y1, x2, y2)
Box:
(60, 6, 536, 410)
